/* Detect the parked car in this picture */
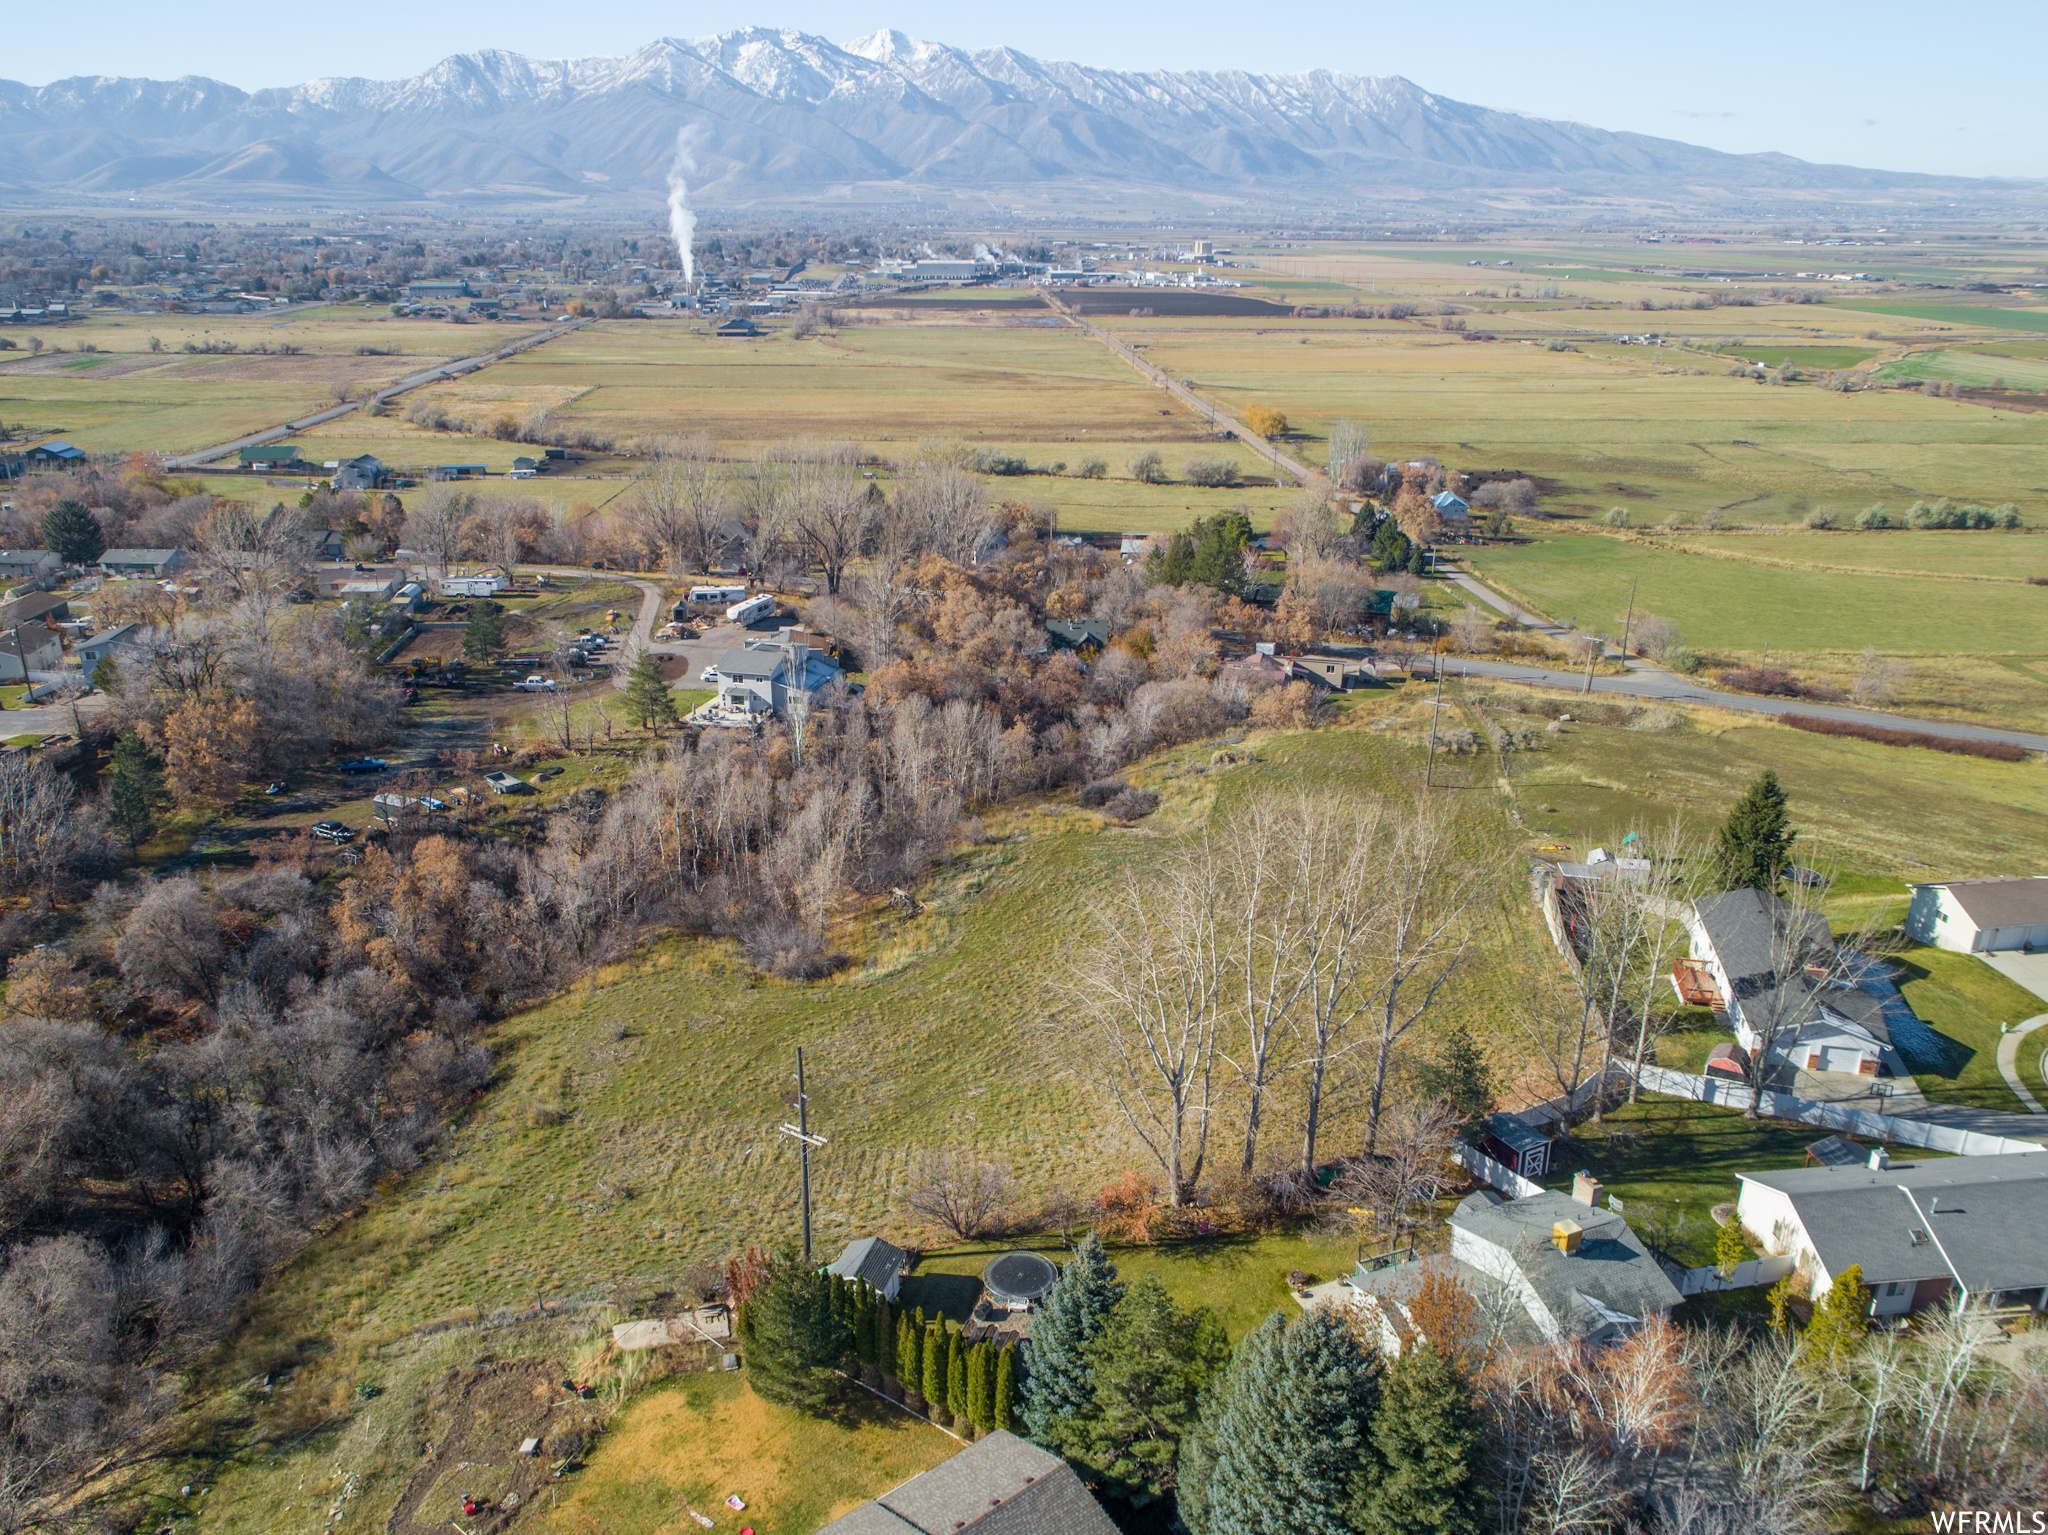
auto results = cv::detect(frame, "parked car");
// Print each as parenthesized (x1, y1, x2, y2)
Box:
(483, 770, 526, 794)
(311, 820, 354, 844)
(265, 781, 287, 796)
(333, 757, 390, 773)
(514, 675, 557, 692)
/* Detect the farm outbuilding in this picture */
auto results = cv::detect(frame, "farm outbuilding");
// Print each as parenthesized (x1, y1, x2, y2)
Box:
(826, 1235, 907, 1301)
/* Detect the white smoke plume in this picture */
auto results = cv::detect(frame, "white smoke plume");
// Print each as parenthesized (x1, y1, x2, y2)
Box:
(665, 126, 701, 287)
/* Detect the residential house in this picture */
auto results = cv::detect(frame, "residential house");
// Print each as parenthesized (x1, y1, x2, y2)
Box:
(1684, 887, 1893, 1078)
(25, 441, 85, 468)
(817, 1431, 1118, 1535)
(1432, 490, 1471, 524)
(1290, 654, 1378, 691)
(1904, 877, 2048, 953)
(76, 622, 141, 674)
(1327, 1186, 1682, 1353)
(1043, 618, 1111, 653)
(700, 631, 843, 723)
(0, 592, 69, 628)
(1735, 1150, 2048, 1314)
(1218, 651, 1293, 689)
(237, 444, 308, 473)
(0, 551, 59, 582)
(0, 625, 63, 681)
(99, 548, 187, 579)
(311, 564, 404, 599)
(332, 454, 386, 492)
(825, 1236, 907, 1302)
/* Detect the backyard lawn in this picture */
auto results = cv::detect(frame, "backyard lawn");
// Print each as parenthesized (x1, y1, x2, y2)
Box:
(1888, 943, 2043, 1114)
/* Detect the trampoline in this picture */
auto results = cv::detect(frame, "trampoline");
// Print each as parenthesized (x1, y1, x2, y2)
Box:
(982, 1251, 1060, 1310)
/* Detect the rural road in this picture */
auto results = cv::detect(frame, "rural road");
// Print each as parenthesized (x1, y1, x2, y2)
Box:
(1435, 654, 2048, 753)
(1998, 1017, 2048, 1115)
(1442, 568, 1569, 635)
(1039, 288, 1315, 487)
(164, 318, 590, 470)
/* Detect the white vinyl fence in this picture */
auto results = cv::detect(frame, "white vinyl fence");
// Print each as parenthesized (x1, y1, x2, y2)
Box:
(1671, 1254, 1796, 1297)
(1626, 1063, 2045, 1157)
(1454, 1141, 1544, 1199)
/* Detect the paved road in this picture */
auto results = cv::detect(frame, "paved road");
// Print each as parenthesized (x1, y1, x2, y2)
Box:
(1434, 654, 2048, 753)
(164, 318, 590, 470)
(1998, 1016, 2048, 1116)
(1039, 288, 1315, 487)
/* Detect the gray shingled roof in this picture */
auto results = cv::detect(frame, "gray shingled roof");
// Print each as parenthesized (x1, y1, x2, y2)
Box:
(1452, 1190, 1683, 1326)
(1923, 877, 2048, 930)
(718, 647, 786, 680)
(818, 1431, 1118, 1535)
(1693, 888, 1884, 1040)
(827, 1236, 906, 1293)
(1739, 1152, 2048, 1293)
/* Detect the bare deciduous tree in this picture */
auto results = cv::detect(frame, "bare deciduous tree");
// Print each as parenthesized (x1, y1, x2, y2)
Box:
(905, 1150, 1014, 1241)
(629, 437, 724, 575)
(1057, 835, 1228, 1205)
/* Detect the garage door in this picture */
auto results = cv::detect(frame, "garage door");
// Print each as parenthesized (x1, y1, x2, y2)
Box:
(1823, 1046, 1868, 1074)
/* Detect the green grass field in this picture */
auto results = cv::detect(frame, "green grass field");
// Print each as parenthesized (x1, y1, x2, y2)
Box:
(1876, 348, 2048, 392)
(1463, 529, 2048, 657)
(1722, 345, 1885, 370)
(1889, 944, 2044, 1114)
(1669, 529, 2048, 579)
(1834, 303, 2048, 334)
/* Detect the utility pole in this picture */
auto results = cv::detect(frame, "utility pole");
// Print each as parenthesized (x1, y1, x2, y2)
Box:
(1619, 577, 1639, 665)
(1424, 641, 1444, 787)
(778, 1047, 827, 1261)
(1582, 638, 1598, 695)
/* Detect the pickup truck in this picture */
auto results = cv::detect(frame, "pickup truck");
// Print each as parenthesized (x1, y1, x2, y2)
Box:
(513, 675, 557, 692)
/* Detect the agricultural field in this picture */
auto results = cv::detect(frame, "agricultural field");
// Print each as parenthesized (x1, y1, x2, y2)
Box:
(1875, 347, 2048, 391)
(1459, 529, 2048, 723)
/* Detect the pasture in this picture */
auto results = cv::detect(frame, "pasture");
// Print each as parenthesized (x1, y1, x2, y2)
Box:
(1461, 527, 2048, 657)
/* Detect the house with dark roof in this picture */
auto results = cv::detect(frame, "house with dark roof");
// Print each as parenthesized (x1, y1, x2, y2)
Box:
(1042, 618, 1110, 653)
(99, 548, 188, 578)
(1317, 1186, 1681, 1352)
(696, 632, 843, 724)
(0, 625, 63, 681)
(332, 454, 386, 492)
(0, 550, 59, 582)
(817, 1430, 1118, 1535)
(825, 1236, 907, 1301)
(1904, 877, 2048, 954)
(0, 592, 69, 628)
(1736, 1151, 2048, 1315)
(1686, 887, 1894, 1079)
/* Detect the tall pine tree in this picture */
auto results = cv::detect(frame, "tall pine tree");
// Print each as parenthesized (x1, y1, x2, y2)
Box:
(896, 1315, 921, 1397)
(1353, 1340, 1482, 1535)
(463, 599, 507, 663)
(873, 1296, 894, 1381)
(1020, 1232, 1123, 1448)
(992, 1343, 1018, 1433)
(733, 1250, 849, 1414)
(623, 649, 680, 730)
(967, 1342, 993, 1432)
(1180, 1308, 1382, 1535)
(1069, 1276, 1230, 1505)
(41, 500, 104, 565)
(1717, 769, 1796, 891)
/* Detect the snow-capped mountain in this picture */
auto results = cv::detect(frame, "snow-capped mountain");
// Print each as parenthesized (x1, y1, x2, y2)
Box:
(0, 28, 2032, 214)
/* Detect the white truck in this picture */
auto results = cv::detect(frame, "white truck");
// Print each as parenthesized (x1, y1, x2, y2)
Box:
(440, 572, 509, 598)
(514, 675, 557, 692)
(726, 593, 777, 626)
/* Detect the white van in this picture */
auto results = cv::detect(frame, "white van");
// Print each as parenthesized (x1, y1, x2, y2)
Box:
(726, 593, 776, 626)
(690, 584, 748, 606)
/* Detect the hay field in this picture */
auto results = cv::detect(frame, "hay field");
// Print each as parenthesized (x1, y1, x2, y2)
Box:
(1094, 320, 2048, 523)
(1463, 528, 2048, 655)
(0, 305, 531, 453)
(1670, 529, 2048, 579)
(1877, 348, 2048, 391)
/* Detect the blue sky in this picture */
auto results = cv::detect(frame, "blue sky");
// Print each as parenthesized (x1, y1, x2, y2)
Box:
(24, 0, 2046, 180)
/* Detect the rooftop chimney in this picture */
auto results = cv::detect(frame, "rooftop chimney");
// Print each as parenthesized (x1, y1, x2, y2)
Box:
(1553, 1218, 1583, 1255)
(1868, 1147, 1889, 1171)
(1572, 1171, 1605, 1208)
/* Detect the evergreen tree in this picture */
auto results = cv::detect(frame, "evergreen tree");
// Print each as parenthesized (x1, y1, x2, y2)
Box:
(108, 728, 167, 853)
(947, 1329, 968, 1423)
(623, 649, 680, 730)
(1185, 509, 1254, 596)
(1146, 531, 1196, 587)
(921, 1321, 947, 1413)
(993, 1344, 1018, 1432)
(895, 1314, 921, 1394)
(463, 599, 507, 663)
(1714, 1214, 1749, 1281)
(41, 500, 104, 565)
(1370, 517, 1412, 574)
(1069, 1276, 1230, 1505)
(967, 1341, 993, 1432)
(1353, 1340, 1482, 1535)
(1181, 1309, 1382, 1535)
(1717, 769, 1796, 891)
(1803, 1263, 1870, 1365)
(853, 1285, 877, 1369)
(1405, 539, 1428, 577)
(1417, 1024, 1495, 1137)
(872, 1295, 892, 1376)
(90, 654, 119, 695)
(1021, 1232, 1124, 1448)
(733, 1250, 850, 1414)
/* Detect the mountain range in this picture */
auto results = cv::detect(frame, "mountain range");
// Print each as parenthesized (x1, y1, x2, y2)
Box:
(2, 28, 2039, 218)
